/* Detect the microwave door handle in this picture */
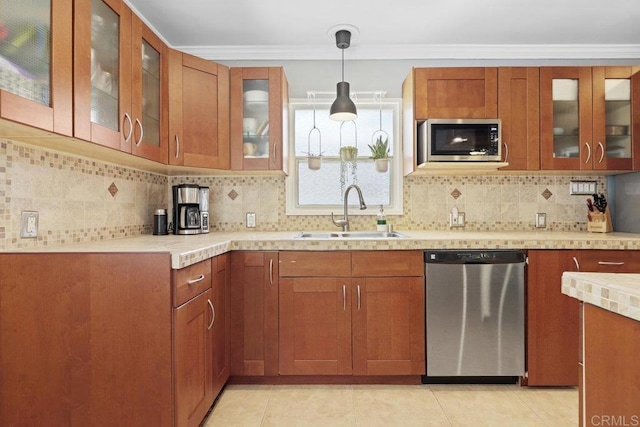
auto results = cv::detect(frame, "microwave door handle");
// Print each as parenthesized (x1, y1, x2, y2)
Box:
(503, 141, 509, 163)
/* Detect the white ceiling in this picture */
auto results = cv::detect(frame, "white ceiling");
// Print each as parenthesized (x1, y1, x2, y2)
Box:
(126, 0, 640, 61)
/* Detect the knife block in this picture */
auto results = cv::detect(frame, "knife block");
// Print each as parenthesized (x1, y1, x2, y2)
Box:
(587, 207, 612, 233)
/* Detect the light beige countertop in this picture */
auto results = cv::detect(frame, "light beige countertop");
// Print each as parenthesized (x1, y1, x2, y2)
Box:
(562, 272, 640, 322)
(9, 230, 640, 269)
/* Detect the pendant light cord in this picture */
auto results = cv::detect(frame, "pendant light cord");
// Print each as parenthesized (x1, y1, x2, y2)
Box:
(341, 48, 345, 83)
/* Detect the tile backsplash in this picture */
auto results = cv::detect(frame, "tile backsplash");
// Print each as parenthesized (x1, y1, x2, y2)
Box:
(2, 138, 606, 251)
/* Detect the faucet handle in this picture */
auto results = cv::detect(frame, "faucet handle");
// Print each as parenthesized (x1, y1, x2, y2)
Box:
(331, 212, 347, 228)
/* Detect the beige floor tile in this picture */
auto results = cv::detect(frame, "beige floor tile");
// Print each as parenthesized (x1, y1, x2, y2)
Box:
(513, 387, 579, 425)
(356, 415, 453, 427)
(265, 385, 354, 418)
(262, 414, 356, 426)
(431, 384, 534, 420)
(449, 414, 547, 427)
(352, 384, 449, 423)
(203, 384, 272, 426)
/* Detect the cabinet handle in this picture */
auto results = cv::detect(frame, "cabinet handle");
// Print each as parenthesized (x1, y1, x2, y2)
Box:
(175, 135, 180, 158)
(598, 261, 625, 266)
(135, 118, 144, 146)
(597, 142, 605, 164)
(207, 299, 215, 330)
(356, 285, 361, 311)
(269, 258, 274, 285)
(584, 142, 591, 164)
(503, 141, 509, 163)
(273, 143, 277, 161)
(343, 285, 346, 311)
(187, 274, 205, 285)
(123, 113, 133, 143)
(573, 257, 580, 271)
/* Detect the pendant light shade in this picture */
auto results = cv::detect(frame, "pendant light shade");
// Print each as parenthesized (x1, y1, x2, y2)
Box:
(330, 82, 357, 121)
(330, 29, 357, 121)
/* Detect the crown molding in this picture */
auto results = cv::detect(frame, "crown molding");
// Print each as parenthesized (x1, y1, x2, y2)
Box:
(175, 44, 640, 61)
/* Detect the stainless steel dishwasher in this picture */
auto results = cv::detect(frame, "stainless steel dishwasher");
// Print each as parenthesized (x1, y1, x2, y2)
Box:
(423, 250, 526, 383)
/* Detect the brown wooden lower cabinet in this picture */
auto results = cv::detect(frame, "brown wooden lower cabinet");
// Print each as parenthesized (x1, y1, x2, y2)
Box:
(278, 251, 425, 376)
(583, 304, 640, 426)
(0, 253, 173, 426)
(229, 251, 279, 376)
(527, 250, 580, 386)
(0, 252, 230, 427)
(527, 249, 640, 387)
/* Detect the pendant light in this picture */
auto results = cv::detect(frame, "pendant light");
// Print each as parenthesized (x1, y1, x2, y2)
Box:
(330, 29, 357, 121)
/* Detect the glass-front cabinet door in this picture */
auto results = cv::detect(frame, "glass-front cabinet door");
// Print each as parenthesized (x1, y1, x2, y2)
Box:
(0, 0, 72, 135)
(540, 67, 593, 170)
(131, 16, 167, 164)
(230, 67, 288, 172)
(74, 0, 132, 151)
(592, 67, 637, 171)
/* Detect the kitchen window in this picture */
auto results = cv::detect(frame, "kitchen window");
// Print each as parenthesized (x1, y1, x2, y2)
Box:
(286, 98, 402, 215)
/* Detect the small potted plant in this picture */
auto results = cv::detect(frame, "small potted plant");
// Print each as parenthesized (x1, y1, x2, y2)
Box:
(339, 145, 358, 162)
(304, 152, 323, 170)
(368, 135, 390, 172)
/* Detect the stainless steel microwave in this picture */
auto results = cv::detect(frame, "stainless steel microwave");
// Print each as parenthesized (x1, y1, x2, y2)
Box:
(418, 119, 502, 163)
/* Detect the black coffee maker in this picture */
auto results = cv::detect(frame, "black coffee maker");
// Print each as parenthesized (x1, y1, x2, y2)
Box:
(172, 184, 201, 235)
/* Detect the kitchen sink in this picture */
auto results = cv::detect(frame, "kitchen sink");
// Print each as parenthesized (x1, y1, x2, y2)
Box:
(294, 231, 406, 239)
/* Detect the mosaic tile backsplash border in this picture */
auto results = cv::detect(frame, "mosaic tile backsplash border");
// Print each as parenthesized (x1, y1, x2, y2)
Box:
(2, 138, 607, 251)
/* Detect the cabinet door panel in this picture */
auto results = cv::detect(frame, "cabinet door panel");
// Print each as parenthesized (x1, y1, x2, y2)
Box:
(174, 289, 213, 427)
(352, 277, 425, 375)
(498, 67, 540, 170)
(414, 67, 498, 119)
(168, 52, 229, 168)
(279, 277, 352, 375)
(527, 250, 580, 386)
(74, 0, 132, 150)
(229, 251, 278, 376)
(0, 0, 73, 135)
(212, 254, 229, 398)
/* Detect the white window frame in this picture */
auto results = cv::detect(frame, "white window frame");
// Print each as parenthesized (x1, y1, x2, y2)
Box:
(285, 98, 403, 216)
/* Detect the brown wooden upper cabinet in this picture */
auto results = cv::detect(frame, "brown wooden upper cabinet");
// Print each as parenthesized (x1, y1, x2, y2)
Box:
(413, 67, 498, 119)
(168, 50, 229, 169)
(540, 66, 639, 171)
(74, 0, 132, 151)
(0, 0, 73, 136)
(74, 0, 168, 163)
(497, 67, 540, 170)
(230, 67, 289, 173)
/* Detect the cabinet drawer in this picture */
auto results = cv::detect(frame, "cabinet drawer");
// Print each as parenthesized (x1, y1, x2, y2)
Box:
(173, 259, 212, 307)
(279, 251, 351, 277)
(580, 251, 640, 273)
(352, 251, 424, 277)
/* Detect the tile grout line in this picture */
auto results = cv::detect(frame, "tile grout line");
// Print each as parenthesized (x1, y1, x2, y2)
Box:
(505, 385, 553, 426)
(259, 384, 274, 427)
(428, 385, 455, 427)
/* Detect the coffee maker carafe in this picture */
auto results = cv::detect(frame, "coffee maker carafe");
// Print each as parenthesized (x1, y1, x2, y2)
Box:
(172, 184, 201, 235)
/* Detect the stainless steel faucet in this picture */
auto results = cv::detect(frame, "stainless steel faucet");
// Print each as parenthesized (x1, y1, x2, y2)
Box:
(331, 184, 367, 231)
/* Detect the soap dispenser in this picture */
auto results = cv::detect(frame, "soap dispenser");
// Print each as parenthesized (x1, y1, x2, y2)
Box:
(376, 205, 387, 231)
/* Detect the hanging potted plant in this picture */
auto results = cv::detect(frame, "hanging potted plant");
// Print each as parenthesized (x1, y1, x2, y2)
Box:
(305, 94, 322, 170)
(339, 121, 358, 195)
(368, 134, 390, 172)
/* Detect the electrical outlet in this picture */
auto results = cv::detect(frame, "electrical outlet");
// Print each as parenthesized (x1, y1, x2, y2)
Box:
(535, 212, 547, 228)
(449, 212, 465, 228)
(246, 212, 256, 228)
(20, 211, 39, 238)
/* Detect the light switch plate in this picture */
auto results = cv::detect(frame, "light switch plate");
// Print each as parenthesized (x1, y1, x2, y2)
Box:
(569, 180, 597, 195)
(535, 212, 547, 228)
(246, 212, 256, 228)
